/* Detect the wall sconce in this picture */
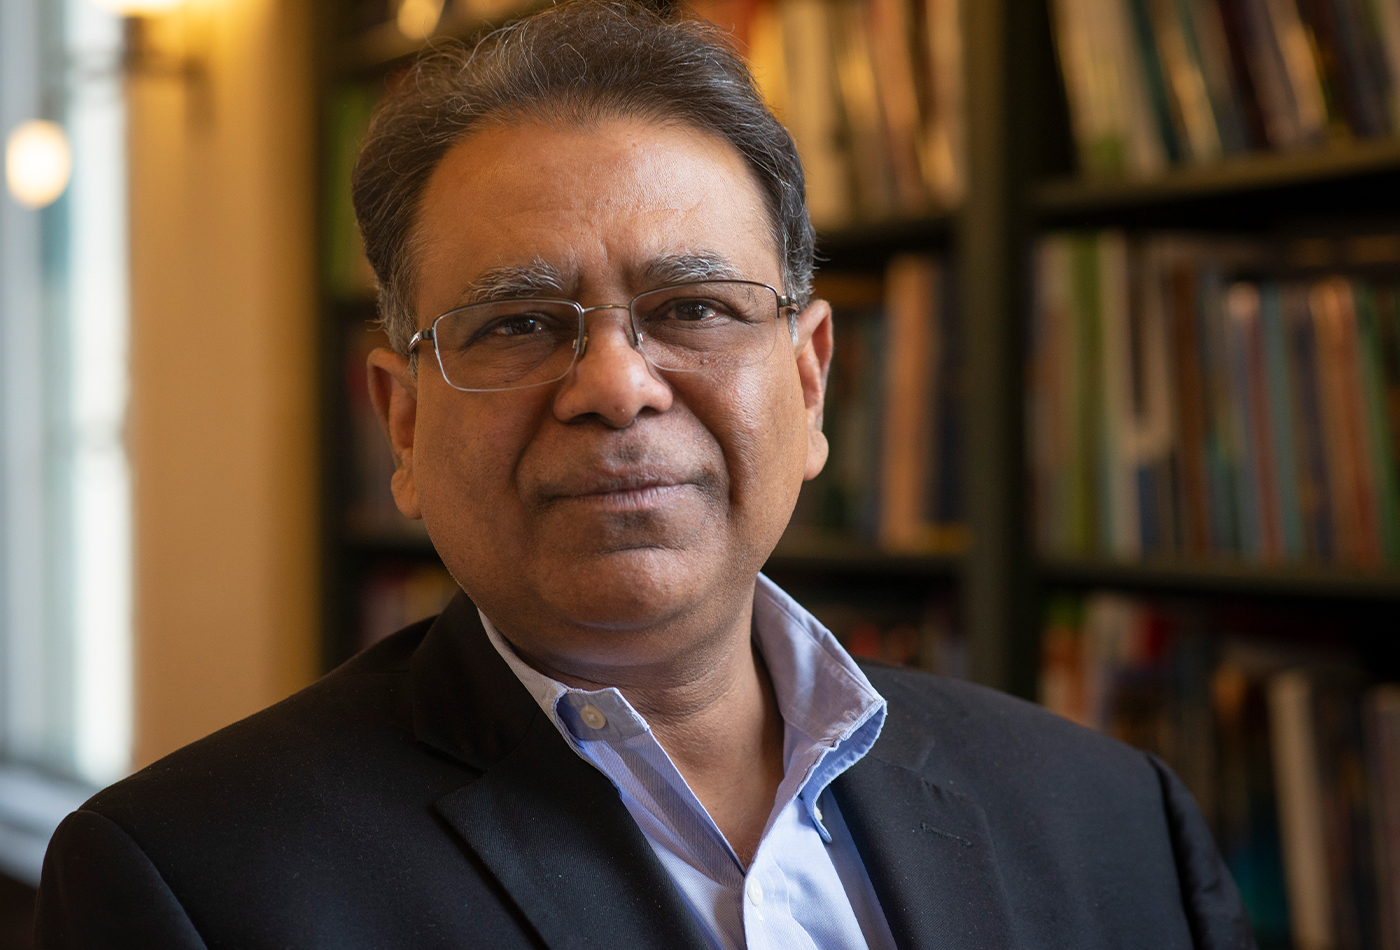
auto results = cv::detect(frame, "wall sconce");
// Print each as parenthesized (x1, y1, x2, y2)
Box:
(5, 120, 73, 209)
(91, 0, 206, 90)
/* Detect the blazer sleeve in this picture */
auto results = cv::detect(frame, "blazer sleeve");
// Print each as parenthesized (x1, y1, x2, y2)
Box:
(35, 809, 209, 950)
(1146, 753, 1258, 950)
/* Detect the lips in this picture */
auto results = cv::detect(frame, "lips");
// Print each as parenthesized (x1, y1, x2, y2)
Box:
(538, 470, 697, 507)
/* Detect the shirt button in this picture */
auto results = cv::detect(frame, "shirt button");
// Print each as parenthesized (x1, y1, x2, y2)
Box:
(813, 803, 823, 822)
(579, 704, 607, 730)
(746, 878, 763, 905)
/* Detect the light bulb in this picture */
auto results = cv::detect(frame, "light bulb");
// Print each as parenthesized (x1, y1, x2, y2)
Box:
(397, 0, 444, 40)
(5, 120, 72, 209)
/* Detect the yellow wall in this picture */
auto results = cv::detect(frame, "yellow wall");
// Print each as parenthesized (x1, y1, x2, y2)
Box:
(127, 0, 319, 768)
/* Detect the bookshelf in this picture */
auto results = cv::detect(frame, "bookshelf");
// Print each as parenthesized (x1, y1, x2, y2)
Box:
(315, 0, 1400, 942)
(314, 0, 1400, 642)
(315, 0, 1400, 675)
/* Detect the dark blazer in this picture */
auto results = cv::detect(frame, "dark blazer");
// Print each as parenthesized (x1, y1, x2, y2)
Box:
(37, 592, 1255, 949)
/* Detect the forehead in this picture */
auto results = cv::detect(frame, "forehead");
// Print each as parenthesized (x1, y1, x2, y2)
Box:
(410, 116, 782, 316)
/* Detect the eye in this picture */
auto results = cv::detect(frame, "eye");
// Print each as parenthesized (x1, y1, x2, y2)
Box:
(491, 314, 548, 336)
(653, 297, 735, 324)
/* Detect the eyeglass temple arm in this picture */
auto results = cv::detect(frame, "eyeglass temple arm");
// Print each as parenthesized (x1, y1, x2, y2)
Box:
(407, 327, 434, 352)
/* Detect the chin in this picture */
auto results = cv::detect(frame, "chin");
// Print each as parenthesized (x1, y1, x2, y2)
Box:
(537, 546, 716, 632)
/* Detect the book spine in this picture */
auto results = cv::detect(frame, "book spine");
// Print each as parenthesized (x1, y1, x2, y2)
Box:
(1032, 237, 1072, 553)
(1355, 284, 1400, 563)
(1225, 281, 1266, 559)
(1330, 279, 1384, 564)
(1181, 0, 1255, 152)
(1285, 284, 1336, 560)
(1200, 267, 1242, 554)
(1261, 282, 1307, 559)
(879, 254, 940, 551)
(1072, 234, 1104, 552)
(779, 0, 851, 229)
(1134, 241, 1181, 555)
(1365, 685, 1400, 950)
(1099, 232, 1143, 557)
(921, 0, 966, 204)
(1152, 0, 1227, 161)
(1125, 0, 1187, 162)
(1169, 248, 1213, 555)
(1268, 669, 1336, 950)
(866, 0, 930, 209)
(1310, 279, 1365, 563)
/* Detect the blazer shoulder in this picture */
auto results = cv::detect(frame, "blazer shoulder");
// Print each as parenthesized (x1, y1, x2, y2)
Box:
(84, 617, 438, 820)
(858, 663, 1159, 796)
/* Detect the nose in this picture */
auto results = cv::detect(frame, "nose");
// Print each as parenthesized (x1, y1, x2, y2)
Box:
(552, 306, 673, 428)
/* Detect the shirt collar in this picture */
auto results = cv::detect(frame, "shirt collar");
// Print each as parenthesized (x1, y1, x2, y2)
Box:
(479, 573, 887, 797)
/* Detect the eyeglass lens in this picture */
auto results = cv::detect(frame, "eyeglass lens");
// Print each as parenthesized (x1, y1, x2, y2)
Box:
(430, 281, 782, 392)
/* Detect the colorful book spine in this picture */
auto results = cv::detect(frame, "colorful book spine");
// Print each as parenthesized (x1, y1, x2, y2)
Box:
(1051, 0, 1399, 176)
(695, 0, 965, 224)
(1039, 591, 1392, 946)
(1028, 231, 1400, 567)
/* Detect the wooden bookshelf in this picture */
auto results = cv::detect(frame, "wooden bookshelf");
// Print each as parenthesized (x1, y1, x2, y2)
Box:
(1036, 138, 1400, 216)
(316, 0, 1400, 687)
(1039, 556, 1400, 602)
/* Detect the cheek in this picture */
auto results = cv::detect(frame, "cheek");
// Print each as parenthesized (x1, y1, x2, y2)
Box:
(704, 364, 810, 513)
(412, 389, 538, 537)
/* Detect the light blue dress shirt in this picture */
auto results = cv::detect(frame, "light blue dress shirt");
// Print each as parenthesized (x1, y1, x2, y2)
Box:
(480, 573, 899, 950)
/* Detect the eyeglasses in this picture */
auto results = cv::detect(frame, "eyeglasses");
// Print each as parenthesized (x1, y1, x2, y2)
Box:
(407, 280, 796, 393)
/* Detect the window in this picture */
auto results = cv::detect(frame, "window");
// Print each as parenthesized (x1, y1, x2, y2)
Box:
(1, 0, 131, 795)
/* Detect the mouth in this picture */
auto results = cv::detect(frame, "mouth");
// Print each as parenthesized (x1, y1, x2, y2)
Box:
(545, 474, 695, 513)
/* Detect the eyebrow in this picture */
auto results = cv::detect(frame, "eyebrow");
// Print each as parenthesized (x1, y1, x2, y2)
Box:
(639, 253, 744, 285)
(458, 260, 568, 307)
(454, 252, 747, 310)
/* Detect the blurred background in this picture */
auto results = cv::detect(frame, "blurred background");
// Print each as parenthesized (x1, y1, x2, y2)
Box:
(2, 0, 1399, 945)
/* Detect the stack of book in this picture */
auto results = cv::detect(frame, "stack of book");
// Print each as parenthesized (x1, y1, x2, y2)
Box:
(1040, 591, 1400, 949)
(786, 255, 967, 553)
(1048, 0, 1400, 176)
(688, 0, 965, 226)
(1028, 231, 1400, 566)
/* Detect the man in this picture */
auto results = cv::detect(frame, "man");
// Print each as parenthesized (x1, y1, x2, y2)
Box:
(37, 3, 1254, 947)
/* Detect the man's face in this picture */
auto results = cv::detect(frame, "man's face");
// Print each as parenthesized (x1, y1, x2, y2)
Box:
(369, 116, 831, 676)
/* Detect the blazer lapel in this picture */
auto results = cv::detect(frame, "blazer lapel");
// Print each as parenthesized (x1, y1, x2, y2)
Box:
(411, 594, 710, 950)
(833, 754, 1020, 950)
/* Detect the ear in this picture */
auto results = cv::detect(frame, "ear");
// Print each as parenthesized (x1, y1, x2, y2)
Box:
(793, 299, 833, 481)
(366, 347, 423, 520)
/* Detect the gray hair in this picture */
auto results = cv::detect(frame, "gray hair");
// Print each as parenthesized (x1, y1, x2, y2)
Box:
(351, 0, 816, 354)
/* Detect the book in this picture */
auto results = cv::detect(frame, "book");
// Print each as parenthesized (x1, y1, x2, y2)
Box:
(879, 254, 942, 551)
(1260, 283, 1306, 559)
(1269, 668, 1335, 950)
(1030, 232, 1400, 567)
(778, 0, 850, 228)
(1149, 0, 1225, 162)
(1049, 0, 1400, 174)
(1039, 591, 1391, 946)
(1355, 286, 1400, 563)
(866, 0, 929, 211)
(1365, 685, 1400, 950)
(919, 0, 965, 204)
(787, 266, 965, 553)
(690, 0, 967, 223)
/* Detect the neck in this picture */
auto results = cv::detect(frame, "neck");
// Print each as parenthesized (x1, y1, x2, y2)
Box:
(508, 596, 787, 867)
